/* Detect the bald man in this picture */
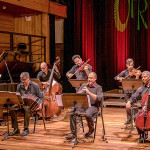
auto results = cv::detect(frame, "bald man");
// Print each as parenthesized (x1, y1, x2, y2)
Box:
(66, 72, 103, 140)
(126, 71, 150, 143)
(37, 62, 61, 86)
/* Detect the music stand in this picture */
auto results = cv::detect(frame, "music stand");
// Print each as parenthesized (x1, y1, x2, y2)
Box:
(69, 79, 88, 88)
(122, 79, 143, 132)
(31, 78, 43, 89)
(62, 93, 90, 147)
(0, 91, 23, 141)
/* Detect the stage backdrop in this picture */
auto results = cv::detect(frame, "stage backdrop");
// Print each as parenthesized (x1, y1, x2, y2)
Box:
(64, 0, 150, 91)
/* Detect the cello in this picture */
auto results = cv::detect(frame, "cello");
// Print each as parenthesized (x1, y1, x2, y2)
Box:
(43, 57, 63, 119)
(136, 92, 150, 131)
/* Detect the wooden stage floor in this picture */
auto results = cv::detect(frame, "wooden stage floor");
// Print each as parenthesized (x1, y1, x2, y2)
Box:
(0, 107, 150, 150)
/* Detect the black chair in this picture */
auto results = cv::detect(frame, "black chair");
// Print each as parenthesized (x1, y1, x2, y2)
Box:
(78, 97, 107, 142)
(32, 104, 46, 133)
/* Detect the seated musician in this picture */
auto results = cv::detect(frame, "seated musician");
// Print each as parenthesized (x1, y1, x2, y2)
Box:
(65, 72, 103, 140)
(10, 72, 44, 136)
(126, 71, 150, 143)
(37, 62, 61, 86)
(66, 55, 92, 92)
(114, 58, 141, 125)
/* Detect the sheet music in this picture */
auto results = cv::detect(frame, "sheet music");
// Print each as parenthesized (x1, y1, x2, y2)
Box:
(56, 94, 91, 107)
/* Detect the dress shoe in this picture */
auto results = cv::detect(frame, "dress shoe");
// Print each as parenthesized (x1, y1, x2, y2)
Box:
(138, 137, 145, 143)
(21, 128, 29, 136)
(83, 129, 94, 138)
(124, 120, 131, 125)
(65, 133, 75, 140)
(10, 128, 20, 136)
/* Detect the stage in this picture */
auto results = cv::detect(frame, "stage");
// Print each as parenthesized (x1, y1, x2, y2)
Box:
(0, 107, 149, 150)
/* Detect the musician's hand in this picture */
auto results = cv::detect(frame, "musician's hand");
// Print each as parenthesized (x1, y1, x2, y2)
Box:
(117, 77, 124, 82)
(83, 65, 88, 71)
(82, 86, 90, 94)
(36, 103, 42, 111)
(136, 70, 141, 79)
(66, 73, 73, 79)
(54, 66, 59, 73)
(126, 101, 131, 110)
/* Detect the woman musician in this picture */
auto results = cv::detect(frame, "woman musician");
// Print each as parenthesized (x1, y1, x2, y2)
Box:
(114, 58, 141, 125)
(126, 71, 150, 143)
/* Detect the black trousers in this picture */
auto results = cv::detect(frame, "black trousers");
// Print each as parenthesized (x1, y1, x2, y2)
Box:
(70, 106, 98, 134)
(10, 106, 30, 129)
(125, 93, 138, 121)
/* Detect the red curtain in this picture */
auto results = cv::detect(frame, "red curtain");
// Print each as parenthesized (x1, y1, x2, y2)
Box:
(73, 0, 150, 90)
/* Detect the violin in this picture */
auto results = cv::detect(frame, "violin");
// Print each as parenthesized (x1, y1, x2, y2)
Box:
(124, 66, 141, 79)
(129, 68, 141, 76)
(79, 64, 89, 71)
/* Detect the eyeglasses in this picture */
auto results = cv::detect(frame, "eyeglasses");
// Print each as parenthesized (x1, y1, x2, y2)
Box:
(20, 77, 28, 82)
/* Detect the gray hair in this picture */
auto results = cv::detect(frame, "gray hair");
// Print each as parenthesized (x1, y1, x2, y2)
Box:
(89, 72, 97, 79)
(126, 58, 134, 65)
(142, 71, 150, 77)
(20, 72, 30, 79)
(72, 55, 81, 61)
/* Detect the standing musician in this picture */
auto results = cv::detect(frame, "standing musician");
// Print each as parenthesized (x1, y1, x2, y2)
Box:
(66, 55, 92, 92)
(10, 72, 43, 136)
(37, 62, 61, 86)
(114, 58, 141, 125)
(126, 71, 150, 143)
(65, 72, 103, 140)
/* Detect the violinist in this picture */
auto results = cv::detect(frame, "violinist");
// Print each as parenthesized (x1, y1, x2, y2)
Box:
(66, 55, 92, 92)
(10, 72, 43, 136)
(114, 58, 141, 125)
(65, 72, 103, 140)
(126, 71, 150, 143)
(37, 62, 61, 86)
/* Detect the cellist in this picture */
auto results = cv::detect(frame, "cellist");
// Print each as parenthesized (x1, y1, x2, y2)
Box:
(114, 58, 141, 125)
(126, 71, 150, 143)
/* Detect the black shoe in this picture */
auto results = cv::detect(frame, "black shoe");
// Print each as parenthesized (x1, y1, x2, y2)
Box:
(65, 133, 75, 140)
(138, 137, 145, 143)
(124, 120, 131, 125)
(21, 128, 29, 136)
(10, 128, 20, 136)
(83, 129, 94, 138)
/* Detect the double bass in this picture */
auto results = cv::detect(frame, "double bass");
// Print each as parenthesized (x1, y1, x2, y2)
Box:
(43, 57, 63, 119)
(136, 92, 150, 131)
